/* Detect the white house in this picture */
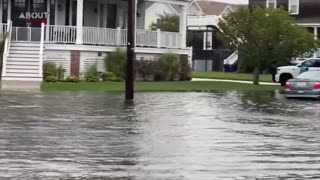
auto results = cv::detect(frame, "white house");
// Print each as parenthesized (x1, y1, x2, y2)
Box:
(0, 0, 192, 89)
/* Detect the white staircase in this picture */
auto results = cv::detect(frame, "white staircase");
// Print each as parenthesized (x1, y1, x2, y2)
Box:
(224, 50, 238, 65)
(1, 21, 45, 90)
(2, 42, 42, 81)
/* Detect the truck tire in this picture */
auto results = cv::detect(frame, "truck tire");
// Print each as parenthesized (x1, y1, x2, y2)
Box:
(280, 73, 293, 86)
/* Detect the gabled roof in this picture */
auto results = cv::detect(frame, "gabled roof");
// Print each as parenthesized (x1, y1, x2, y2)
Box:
(196, 1, 246, 15)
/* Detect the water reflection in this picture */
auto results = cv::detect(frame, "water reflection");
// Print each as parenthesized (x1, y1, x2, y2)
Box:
(0, 91, 320, 179)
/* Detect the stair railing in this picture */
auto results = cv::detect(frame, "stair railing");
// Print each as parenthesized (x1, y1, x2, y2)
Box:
(2, 20, 12, 77)
(39, 23, 45, 78)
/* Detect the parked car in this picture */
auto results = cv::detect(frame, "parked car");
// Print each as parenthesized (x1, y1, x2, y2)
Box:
(285, 71, 320, 99)
(275, 58, 320, 86)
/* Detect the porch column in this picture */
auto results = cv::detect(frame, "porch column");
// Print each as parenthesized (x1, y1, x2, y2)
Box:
(7, 0, 11, 22)
(314, 27, 318, 40)
(179, 5, 187, 49)
(0, 0, 2, 23)
(76, 0, 84, 44)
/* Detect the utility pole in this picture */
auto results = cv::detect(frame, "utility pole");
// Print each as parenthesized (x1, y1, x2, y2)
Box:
(248, 0, 253, 13)
(126, 0, 136, 100)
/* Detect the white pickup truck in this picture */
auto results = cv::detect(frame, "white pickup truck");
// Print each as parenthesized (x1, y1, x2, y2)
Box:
(275, 58, 320, 86)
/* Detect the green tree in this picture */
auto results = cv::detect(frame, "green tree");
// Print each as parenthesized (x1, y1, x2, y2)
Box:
(218, 7, 319, 85)
(150, 13, 179, 32)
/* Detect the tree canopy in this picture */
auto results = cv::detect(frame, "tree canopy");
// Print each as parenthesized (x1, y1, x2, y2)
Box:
(218, 7, 319, 84)
(150, 13, 179, 32)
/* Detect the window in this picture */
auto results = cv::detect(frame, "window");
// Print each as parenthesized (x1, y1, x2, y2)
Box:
(289, 0, 299, 15)
(313, 60, 320, 67)
(301, 59, 315, 67)
(203, 32, 212, 50)
(266, 0, 276, 9)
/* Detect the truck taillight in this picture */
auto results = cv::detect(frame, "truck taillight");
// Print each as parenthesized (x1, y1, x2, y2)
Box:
(285, 82, 291, 89)
(314, 81, 320, 89)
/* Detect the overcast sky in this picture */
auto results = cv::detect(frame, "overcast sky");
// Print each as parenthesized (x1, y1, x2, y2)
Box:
(213, 0, 248, 4)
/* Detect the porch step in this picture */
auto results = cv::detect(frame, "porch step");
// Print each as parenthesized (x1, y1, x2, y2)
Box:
(6, 65, 39, 70)
(6, 69, 39, 74)
(8, 54, 40, 58)
(10, 50, 39, 55)
(6, 61, 39, 66)
(3, 73, 41, 77)
(7, 57, 39, 62)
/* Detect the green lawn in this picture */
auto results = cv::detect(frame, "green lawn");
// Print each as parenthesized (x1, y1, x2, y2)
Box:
(42, 81, 281, 92)
(192, 71, 273, 82)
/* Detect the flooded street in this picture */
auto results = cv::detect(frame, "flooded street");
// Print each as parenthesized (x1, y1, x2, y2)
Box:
(0, 91, 320, 179)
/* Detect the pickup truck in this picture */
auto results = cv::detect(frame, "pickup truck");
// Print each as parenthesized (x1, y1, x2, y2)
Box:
(275, 58, 320, 86)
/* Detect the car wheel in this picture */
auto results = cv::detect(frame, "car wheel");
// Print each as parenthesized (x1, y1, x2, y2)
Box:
(280, 74, 293, 86)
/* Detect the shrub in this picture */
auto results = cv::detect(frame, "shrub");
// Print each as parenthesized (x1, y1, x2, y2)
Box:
(43, 62, 57, 79)
(159, 53, 179, 81)
(136, 60, 156, 80)
(109, 76, 124, 82)
(85, 64, 99, 82)
(45, 76, 58, 83)
(179, 57, 192, 81)
(105, 48, 126, 79)
(57, 65, 65, 81)
(101, 72, 116, 81)
(65, 75, 80, 83)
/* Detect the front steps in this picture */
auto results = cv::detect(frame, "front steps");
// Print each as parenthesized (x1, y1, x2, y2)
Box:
(1, 42, 42, 90)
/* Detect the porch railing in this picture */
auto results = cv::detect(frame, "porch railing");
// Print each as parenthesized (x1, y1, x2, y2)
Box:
(11, 27, 41, 41)
(0, 23, 7, 41)
(45, 25, 77, 43)
(11, 25, 184, 49)
(2, 21, 12, 77)
(161, 31, 182, 49)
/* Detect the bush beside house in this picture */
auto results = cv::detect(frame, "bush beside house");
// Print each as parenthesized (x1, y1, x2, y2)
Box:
(43, 49, 192, 83)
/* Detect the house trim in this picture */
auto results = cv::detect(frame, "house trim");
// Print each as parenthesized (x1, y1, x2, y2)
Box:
(219, 5, 233, 17)
(44, 44, 191, 55)
(297, 23, 320, 27)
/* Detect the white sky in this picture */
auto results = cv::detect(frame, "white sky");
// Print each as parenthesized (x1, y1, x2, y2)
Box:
(212, 0, 248, 4)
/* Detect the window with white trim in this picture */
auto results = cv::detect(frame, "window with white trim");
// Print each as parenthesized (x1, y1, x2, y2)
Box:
(203, 32, 212, 50)
(289, 0, 300, 15)
(266, 0, 277, 9)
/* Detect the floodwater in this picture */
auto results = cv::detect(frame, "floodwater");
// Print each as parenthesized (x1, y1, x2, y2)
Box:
(0, 91, 320, 179)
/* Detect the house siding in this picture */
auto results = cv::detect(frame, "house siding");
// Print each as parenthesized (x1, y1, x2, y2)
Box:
(251, 0, 320, 23)
(144, 3, 177, 30)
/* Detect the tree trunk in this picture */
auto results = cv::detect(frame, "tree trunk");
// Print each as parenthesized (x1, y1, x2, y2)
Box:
(253, 65, 260, 85)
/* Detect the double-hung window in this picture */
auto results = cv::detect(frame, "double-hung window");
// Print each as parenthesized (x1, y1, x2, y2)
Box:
(289, 0, 300, 15)
(266, 0, 277, 9)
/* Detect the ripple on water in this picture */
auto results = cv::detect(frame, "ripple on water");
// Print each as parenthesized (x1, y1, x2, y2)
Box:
(0, 91, 319, 179)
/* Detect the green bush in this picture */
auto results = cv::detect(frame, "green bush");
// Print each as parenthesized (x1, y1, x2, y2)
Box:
(57, 65, 64, 81)
(105, 48, 126, 79)
(101, 72, 116, 81)
(159, 53, 179, 81)
(43, 62, 57, 79)
(108, 76, 124, 82)
(65, 75, 80, 83)
(136, 60, 156, 80)
(179, 57, 192, 81)
(45, 76, 58, 83)
(85, 64, 99, 82)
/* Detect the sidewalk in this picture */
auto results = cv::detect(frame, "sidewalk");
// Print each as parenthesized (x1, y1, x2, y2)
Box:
(191, 78, 279, 86)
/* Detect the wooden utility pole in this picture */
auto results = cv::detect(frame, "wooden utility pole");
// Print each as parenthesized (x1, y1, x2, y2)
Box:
(248, 0, 253, 13)
(126, 0, 136, 100)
